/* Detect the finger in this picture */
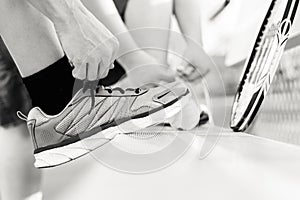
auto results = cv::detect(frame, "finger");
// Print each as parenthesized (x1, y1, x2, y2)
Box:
(96, 61, 112, 80)
(72, 65, 86, 80)
(109, 63, 115, 70)
(99, 68, 110, 79)
(87, 61, 99, 81)
(98, 58, 111, 79)
(82, 64, 90, 93)
(109, 37, 120, 61)
(96, 61, 101, 80)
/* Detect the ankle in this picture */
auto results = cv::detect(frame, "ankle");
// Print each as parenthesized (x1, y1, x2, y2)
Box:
(22, 56, 76, 115)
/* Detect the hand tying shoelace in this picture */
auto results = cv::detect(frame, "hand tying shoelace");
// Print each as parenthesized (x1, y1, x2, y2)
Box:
(82, 79, 98, 114)
(83, 64, 144, 114)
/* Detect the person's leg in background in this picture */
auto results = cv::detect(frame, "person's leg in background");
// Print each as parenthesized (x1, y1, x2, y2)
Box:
(174, 0, 203, 46)
(123, 0, 212, 79)
(125, 0, 174, 65)
(111, 0, 210, 84)
(121, 0, 204, 128)
(0, 37, 42, 200)
(173, 0, 214, 126)
(174, 0, 212, 74)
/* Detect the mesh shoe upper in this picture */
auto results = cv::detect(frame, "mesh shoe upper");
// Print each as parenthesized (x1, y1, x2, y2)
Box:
(26, 82, 190, 154)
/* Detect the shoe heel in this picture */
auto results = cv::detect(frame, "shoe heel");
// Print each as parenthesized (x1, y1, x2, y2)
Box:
(167, 99, 201, 130)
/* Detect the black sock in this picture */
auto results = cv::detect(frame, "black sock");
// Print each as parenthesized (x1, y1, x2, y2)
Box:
(23, 56, 81, 115)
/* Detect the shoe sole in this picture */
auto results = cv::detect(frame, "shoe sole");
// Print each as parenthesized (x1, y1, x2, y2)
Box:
(34, 93, 190, 168)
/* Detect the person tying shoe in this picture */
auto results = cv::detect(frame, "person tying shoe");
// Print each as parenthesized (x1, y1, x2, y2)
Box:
(0, 0, 191, 169)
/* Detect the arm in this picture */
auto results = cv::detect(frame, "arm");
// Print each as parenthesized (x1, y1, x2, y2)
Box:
(80, 0, 158, 71)
(26, 0, 75, 26)
(80, 0, 176, 86)
(27, 0, 120, 81)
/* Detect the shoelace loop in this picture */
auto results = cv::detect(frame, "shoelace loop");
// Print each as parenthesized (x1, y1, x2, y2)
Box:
(83, 63, 143, 114)
(17, 111, 28, 121)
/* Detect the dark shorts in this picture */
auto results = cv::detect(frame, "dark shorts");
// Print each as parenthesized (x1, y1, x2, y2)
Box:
(0, 38, 32, 128)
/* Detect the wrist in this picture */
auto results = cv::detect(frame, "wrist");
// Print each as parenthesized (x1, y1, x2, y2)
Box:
(49, 0, 81, 30)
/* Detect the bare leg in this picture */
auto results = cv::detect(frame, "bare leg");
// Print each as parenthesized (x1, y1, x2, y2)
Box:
(0, 37, 42, 200)
(0, 0, 64, 77)
(174, 0, 211, 73)
(0, 124, 42, 200)
(174, 0, 202, 45)
(125, 0, 174, 65)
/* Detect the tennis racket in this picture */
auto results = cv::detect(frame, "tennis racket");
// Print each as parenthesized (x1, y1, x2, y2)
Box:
(230, 0, 299, 132)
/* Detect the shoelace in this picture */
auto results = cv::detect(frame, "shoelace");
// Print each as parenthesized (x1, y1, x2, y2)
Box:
(82, 79, 98, 114)
(83, 81, 142, 114)
(83, 63, 142, 114)
(20, 64, 145, 118)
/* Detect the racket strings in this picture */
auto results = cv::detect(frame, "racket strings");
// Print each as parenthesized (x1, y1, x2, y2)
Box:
(233, 5, 288, 124)
(233, 21, 278, 122)
(251, 49, 300, 144)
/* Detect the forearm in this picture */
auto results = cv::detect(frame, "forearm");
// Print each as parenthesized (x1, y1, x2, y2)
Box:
(27, 0, 76, 26)
(81, 0, 155, 70)
(81, 0, 127, 36)
(81, 0, 132, 48)
(174, 0, 203, 45)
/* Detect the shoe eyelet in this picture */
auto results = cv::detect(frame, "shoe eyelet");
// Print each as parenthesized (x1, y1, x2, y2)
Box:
(135, 88, 141, 94)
